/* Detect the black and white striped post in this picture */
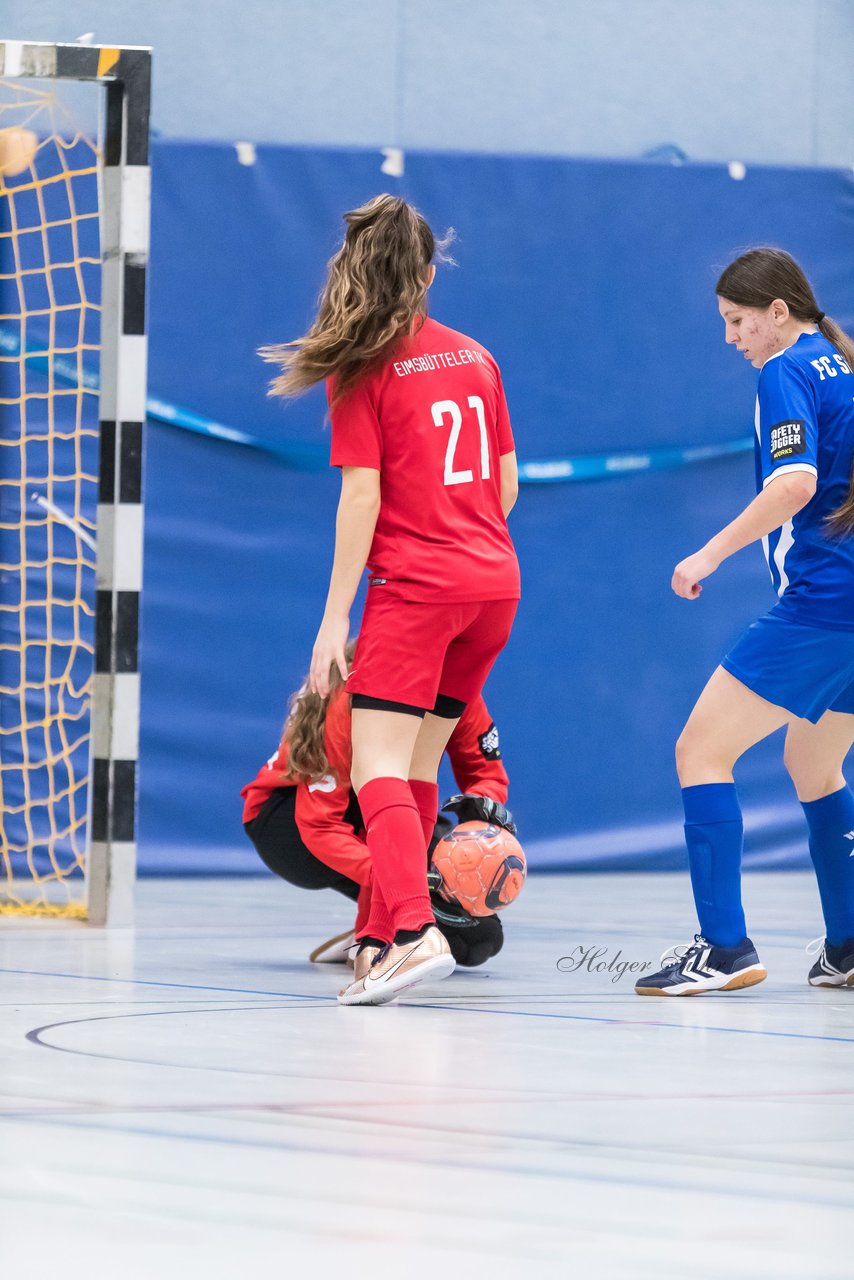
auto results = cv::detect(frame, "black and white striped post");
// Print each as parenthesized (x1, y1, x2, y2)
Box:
(90, 46, 151, 926)
(0, 41, 152, 924)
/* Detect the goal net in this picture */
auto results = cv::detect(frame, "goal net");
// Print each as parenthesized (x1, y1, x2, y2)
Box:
(0, 42, 151, 924)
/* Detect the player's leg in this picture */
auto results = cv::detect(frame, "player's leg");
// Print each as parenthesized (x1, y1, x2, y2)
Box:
(783, 708, 854, 803)
(349, 702, 428, 922)
(340, 704, 442, 1003)
(636, 666, 793, 996)
(413, 599, 517, 968)
(347, 588, 462, 929)
(675, 665, 794, 786)
(413, 597, 516, 859)
(341, 587, 437, 957)
(409, 699, 464, 853)
(410, 705, 462, 782)
(434, 599, 517, 738)
(343, 699, 458, 1004)
(784, 708, 854, 985)
(341, 598, 517, 1004)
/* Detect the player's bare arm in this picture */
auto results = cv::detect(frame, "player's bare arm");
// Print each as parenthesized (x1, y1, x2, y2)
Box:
(500, 450, 519, 517)
(672, 471, 817, 599)
(310, 466, 380, 696)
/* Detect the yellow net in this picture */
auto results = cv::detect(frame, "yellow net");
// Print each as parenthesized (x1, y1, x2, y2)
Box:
(0, 80, 100, 919)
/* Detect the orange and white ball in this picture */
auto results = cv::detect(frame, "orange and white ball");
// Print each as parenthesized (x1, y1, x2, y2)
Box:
(431, 820, 527, 916)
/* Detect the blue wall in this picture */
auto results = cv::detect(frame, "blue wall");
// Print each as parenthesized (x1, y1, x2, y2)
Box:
(3, 1, 854, 165)
(136, 140, 854, 871)
(3, 9, 854, 874)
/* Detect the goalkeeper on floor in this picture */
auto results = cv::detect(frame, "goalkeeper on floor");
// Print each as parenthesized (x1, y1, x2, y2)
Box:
(240, 645, 515, 967)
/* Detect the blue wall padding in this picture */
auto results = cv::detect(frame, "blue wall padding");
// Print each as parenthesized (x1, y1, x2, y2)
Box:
(138, 141, 854, 872)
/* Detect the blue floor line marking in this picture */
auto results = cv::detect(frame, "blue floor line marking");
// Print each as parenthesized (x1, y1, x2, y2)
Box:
(0, 966, 329, 1002)
(414, 1001, 854, 1044)
(4, 965, 853, 1044)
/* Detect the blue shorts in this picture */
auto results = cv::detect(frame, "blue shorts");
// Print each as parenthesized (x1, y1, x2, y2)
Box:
(722, 611, 854, 724)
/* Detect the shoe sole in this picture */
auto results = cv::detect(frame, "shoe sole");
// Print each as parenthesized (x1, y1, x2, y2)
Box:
(809, 972, 854, 988)
(635, 966, 768, 997)
(309, 929, 355, 965)
(338, 954, 456, 1006)
(379, 953, 456, 1000)
(337, 982, 400, 1007)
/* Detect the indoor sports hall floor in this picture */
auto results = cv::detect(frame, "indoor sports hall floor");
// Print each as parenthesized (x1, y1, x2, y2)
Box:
(1, 871, 852, 1280)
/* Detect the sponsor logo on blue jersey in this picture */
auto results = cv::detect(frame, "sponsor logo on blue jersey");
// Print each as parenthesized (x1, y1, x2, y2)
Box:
(769, 419, 805, 461)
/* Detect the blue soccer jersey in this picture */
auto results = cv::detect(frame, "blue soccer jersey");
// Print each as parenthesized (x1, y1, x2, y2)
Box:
(754, 331, 854, 630)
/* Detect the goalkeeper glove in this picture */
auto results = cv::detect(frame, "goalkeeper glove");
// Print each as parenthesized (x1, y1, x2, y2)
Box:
(441, 793, 517, 836)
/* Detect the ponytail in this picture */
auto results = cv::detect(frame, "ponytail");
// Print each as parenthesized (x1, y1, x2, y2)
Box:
(816, 314, 854, 378)
(260, 194, 454, 402)
(818, 317, 854, 537)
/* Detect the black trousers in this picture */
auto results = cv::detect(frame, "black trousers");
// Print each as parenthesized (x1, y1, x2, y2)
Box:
(244, 787, 361, 902)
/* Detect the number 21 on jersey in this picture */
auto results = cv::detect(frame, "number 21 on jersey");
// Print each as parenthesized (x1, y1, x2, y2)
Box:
(432, 397, 490, 486)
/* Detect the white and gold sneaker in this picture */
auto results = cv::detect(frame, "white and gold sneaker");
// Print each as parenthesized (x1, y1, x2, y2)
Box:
(337, 927, 455, 1006)
(337, 940, 387, 1003)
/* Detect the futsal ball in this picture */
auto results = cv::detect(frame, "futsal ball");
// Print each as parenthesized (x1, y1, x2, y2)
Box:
(0, 127, 37, 178)
(430, 821, 526, 917)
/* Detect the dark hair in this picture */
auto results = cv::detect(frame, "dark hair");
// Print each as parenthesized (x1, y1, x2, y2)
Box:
(717, 247, 854, 536)
(260, 194, 454, 402)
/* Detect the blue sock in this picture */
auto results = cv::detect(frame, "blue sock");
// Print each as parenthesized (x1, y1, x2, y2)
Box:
(802, 785, 854, 947)
(682, 783, 747, 948)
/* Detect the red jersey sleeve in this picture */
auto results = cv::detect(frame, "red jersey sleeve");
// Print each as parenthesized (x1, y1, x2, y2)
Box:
(445, 695, 509, 803)
(293, 691, 372, 886)
(494, 366, 515, 457)
(328, 377, 383, 470)
(240, 737, 292, 824)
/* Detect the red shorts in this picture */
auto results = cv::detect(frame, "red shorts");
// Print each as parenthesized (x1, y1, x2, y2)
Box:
(347, 589, 517, 712)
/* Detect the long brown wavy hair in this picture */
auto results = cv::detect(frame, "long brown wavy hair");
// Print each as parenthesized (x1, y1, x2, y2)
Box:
(260, 194, 454, 402)
(716, 248, 854, 536)
(283, 642, 356, 784)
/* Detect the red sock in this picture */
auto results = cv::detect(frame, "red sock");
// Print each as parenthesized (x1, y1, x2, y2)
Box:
(358, 777, 434, 935)
(358, 875, 393, 943)
(355, 879, 380, 937)
(409, 779, 439, 851)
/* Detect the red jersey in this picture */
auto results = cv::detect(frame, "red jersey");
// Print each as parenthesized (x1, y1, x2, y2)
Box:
(240, 689, 510, 884)
(328, 316, 520, 603)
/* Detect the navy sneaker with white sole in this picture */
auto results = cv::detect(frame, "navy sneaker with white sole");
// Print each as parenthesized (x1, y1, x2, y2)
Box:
(806, 937, 854, 987)
(635, 933, 767, 996)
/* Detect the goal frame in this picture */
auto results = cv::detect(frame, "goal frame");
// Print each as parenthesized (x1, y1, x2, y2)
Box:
(0, 40, 152, 925)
